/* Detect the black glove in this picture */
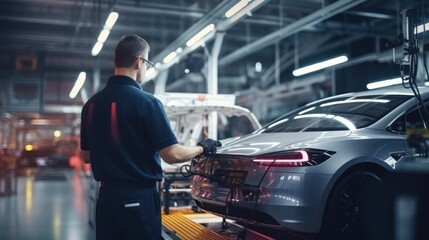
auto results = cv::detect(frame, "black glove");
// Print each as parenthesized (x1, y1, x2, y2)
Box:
(197, 138, 222, 156)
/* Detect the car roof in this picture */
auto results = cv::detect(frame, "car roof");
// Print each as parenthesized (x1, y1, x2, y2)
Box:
(306, 86, 429, 107)
(352, 86, 429, 96)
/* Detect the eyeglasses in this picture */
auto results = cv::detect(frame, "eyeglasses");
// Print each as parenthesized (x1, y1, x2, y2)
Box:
(139, 57, 154, 70)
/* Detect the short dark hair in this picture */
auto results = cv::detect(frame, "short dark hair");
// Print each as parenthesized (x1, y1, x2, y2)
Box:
(114, 34, 150, 68)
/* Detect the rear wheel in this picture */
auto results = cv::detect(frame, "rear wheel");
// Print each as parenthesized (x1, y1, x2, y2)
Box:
(321, 171, 384, 240)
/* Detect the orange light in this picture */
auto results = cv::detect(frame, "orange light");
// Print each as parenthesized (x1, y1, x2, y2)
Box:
(25, 144, 33, 151)
(197, 95, 206, 101)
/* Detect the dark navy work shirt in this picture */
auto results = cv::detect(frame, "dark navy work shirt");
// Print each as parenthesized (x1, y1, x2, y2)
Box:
(80, 75, 178, 183)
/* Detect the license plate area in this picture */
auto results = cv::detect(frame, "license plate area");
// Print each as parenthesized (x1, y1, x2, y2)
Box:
(213, 170, 248, 188)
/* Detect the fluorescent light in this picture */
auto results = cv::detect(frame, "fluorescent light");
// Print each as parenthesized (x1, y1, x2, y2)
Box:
(293, 56, 348, 76)
(143, 68, 158, 81)
(30, 119, 51, 125)
(186, 24, 215, 47)
(366, 77, 403, 90)
(225, 0, 249, 18)
(163, 51, 177, 64)
(145, 68, 156, 78)
(91, 12, 118, 56)
(44, 105, 83, 113)
(255, 62, 262, 72)
(97, 29, 110, 43)
(91, 42, 103, 56)
(105, 12, 119, 29)
(69, 72, 86, 99)
(223, 0, 265, 25)
(415, 22, 429, 34)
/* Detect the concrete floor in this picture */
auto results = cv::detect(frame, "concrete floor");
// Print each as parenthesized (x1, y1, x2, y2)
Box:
(0, 168, 94, 240)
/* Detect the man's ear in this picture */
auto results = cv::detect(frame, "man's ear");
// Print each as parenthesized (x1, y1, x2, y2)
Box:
(134, 57, 141, 70)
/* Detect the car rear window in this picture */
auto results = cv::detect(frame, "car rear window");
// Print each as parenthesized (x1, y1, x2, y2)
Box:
(261, 95, 411, 132)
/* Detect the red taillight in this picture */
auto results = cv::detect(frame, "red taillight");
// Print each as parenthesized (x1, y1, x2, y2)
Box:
(252, 150, 310, 166)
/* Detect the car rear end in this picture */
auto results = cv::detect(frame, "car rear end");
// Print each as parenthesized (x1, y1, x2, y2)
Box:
(191, 147, 337, 233)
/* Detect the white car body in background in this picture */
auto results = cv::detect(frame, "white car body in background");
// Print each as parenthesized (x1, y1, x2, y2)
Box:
(156, 93, 261, 172)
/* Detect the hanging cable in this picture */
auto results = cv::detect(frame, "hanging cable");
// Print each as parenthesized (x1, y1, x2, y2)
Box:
(422, 1, 429, 83)
(236, 158, 278, 240)
(399, 8, 429, 128)
(180, 154, 218, 180)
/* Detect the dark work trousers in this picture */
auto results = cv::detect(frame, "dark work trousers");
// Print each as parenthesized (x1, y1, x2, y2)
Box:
(96, 181, 161, 240)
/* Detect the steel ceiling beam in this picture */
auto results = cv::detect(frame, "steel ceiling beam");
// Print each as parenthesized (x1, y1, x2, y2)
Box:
(219, 0, 367, 67)
(150, 1, 239, 65)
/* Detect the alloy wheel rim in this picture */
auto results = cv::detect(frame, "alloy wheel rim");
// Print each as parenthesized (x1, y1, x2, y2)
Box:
(335, 173, 381, 238)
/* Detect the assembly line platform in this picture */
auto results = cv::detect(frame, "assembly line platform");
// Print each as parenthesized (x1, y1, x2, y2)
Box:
(161, 208, 275, 240)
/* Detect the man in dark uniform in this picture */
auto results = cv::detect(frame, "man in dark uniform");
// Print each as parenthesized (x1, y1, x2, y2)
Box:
(80, 34, 221, 240)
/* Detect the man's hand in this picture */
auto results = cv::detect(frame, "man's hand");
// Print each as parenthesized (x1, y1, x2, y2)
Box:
(197, 138, 222, 156)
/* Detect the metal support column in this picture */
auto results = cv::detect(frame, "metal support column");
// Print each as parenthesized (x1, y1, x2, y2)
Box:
(207, 31, 225, 139)
(93, 67, 100, 93)
(275, 42, 280, 85)
(154, 69, 170, 94)
(331, 69, 336, 96)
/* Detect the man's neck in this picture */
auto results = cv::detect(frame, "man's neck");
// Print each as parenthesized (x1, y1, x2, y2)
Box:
(114, 68, 137, 80)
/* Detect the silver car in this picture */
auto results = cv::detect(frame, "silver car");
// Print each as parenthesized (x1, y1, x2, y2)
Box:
(190, 87, 429, 239)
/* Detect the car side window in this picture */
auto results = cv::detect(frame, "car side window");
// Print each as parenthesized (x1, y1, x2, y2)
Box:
(390, 103, 429, 133)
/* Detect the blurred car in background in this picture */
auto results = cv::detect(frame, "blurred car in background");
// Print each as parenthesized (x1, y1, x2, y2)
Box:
(17, 146, 57, 168)
(17, 139, 78, 170)
(191, 88, 429, 239)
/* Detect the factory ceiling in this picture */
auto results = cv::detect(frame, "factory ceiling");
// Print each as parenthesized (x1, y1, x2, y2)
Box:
(0, 0, 427, 129)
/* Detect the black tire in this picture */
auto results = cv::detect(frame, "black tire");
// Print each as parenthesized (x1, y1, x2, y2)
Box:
(320, 171, 384, 240)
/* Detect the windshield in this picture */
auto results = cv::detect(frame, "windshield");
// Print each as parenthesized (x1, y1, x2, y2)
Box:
(261, 95, 411, 132)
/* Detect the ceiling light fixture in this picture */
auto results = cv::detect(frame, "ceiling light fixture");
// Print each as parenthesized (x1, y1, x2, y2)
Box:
(366, 77, 403, 90)
(144, 68, 158, 81)
(69, 72, 86, 99)
(225, 0, 250, 18)
(30, 119, 51, 125)
(54, 130, 61, 138)
(91, 11, 118, 56)
(91, 42, 104, 56)
(105, 12, 119, 29)
(223, 0, 265, 25)
(255, 62, 262, 72)
(186, 24, 215, 47)
(293, 55, 348, 76)
(163, 52, 177, 64)
(97, 29, 110, 43)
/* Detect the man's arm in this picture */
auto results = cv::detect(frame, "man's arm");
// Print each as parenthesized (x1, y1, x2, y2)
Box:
(81, 150, 91, 164)
(159, 138, 222, 164)
(159, 144, 203, 164)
